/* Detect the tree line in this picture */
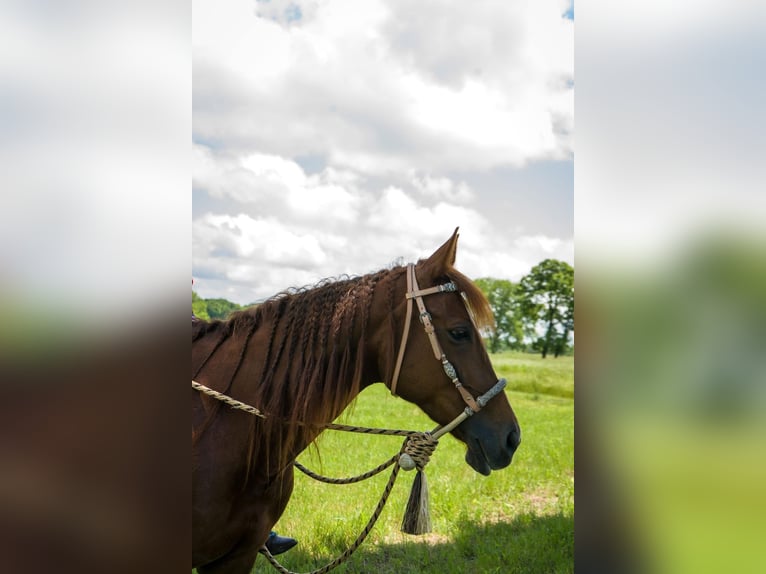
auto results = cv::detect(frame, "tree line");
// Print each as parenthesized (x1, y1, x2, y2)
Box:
(192, 258, 573, 358)
(476, 259, 573, 357)
(192, 290, 243, 322)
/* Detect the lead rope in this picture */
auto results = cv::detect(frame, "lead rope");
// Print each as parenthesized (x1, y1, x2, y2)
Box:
(260, 464, 400, 574)
(261, 432, 440, 574)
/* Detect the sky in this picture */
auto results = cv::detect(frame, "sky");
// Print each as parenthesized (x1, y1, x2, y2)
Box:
(193, 0, 574, 305)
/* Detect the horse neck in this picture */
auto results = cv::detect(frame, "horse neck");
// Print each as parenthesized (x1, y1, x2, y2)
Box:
(286, 294, 393, 457)
(362, 268, 405, 391)
(239, 273, 395, 463)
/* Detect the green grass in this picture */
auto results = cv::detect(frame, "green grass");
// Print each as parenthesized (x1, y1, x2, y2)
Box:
(492, 351, 574, 399)
(252, 352, 574, 573)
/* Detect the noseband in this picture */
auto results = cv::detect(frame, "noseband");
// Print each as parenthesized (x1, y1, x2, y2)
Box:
(389, 264, 506, 421)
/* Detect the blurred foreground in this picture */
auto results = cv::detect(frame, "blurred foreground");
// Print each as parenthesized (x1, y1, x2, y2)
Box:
(0, 321, 188, 574)
(576, 1, 765, 570)
(0, 2, 188, 571)
(578, 234, 766, 574)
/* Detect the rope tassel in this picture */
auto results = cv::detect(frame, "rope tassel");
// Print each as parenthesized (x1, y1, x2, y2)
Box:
(401, 469, 432, 534)
(398, 433, 438, 535)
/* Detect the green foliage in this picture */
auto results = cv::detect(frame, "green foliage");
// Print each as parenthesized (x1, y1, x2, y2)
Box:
(191, 291, 243, 321)
(204, 298, 242, 320)
(476, 262, 575, 357)
(474, 277, 526, 353)
(517, 259, 574, 358)
(191, 291, 210, 321)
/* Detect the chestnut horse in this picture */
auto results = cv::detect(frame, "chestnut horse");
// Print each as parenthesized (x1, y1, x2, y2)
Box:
(192, 230, 521, 573)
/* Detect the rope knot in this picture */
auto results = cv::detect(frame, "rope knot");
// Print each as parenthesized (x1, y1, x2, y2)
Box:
(399, 432, 438, 472)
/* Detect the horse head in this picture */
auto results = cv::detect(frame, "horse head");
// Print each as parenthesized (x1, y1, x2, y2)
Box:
(378, 229, 521, 476)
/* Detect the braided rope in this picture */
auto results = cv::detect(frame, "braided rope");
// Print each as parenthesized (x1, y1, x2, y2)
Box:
(325, 423, 412, 437)
(193, 380, 268, 418)
(293, 430, 438, 485)
(295, 455, 397, 485)
(193, 379, 415, 436)
(399, 432, 439, 471)
(262, 432, 442, 573)
(260, 455, 402, 574)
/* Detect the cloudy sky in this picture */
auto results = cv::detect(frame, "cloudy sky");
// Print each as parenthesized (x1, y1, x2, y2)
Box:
(193, 0, 574, 304)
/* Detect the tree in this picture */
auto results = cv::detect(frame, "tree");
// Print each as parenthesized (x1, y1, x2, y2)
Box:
(554, 292, 574, 357)
(518, 259, 574, 358)
(192, 290, 210, 321)
(192, 292, 244, 321)
(205, 298, 242, 320)
(475, 278, 525, 353)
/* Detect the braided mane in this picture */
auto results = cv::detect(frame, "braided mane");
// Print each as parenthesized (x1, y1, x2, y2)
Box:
(191, 259, 494, 475)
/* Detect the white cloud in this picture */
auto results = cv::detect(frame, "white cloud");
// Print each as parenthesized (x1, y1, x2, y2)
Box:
(254, 0, 322, 25)
(514, 235, 574, 265)
(193, 145, 362, 226)
(193, 151, 572, 302)
(460, 251, 532, 282)
(365, 187, 489, 247)
(193, 0, 573, 172)
(195, 214, 328, 266)
(192, 0, 573, 303)
(240, 153, 307, 192)
(412, 173, 475, 204)
(193, 145, 270, 203)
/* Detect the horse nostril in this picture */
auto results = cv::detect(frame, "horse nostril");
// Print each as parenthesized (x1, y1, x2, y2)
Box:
(507, 424, 521, 452)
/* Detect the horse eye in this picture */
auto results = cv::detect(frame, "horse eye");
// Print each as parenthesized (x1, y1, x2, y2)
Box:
(448, 327, 471, 343)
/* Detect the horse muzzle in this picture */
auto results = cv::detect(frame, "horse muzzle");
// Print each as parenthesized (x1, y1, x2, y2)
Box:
(462, 418, 521, 476)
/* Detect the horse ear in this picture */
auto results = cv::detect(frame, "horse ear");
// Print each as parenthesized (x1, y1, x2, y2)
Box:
(421, 227, 460, 277)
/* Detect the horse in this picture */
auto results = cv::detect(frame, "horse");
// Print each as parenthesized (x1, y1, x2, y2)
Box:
(192, 229, 521, 573)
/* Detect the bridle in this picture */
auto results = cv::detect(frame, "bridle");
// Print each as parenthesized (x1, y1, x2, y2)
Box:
(389, 264, 506, 424)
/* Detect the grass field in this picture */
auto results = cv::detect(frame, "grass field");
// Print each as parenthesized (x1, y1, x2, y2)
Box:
(250, 352, 574, 574)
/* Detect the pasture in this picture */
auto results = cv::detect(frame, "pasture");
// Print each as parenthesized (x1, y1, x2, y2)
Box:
(249, 352, 573, 574)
